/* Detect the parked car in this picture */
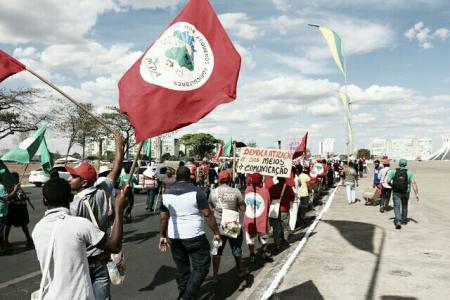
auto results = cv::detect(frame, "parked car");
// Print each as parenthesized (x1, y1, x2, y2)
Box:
(133, 165, 162, 194)
(28, 165, 71, 187)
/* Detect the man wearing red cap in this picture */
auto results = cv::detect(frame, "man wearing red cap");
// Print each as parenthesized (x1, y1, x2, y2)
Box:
(208, 170, 246, 283)
(66, 133, 124, 300)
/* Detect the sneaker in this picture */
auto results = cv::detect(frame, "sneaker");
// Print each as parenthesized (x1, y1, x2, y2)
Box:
(261, 251, 272, 259)
(249, 254, 256, 263)
(379, 207, 384, 213)
(395, 224, 402, 230)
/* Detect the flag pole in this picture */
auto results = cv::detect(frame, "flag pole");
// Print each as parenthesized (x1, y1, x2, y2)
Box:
(25, 69, 116, 135)
(127, 141, 144, 185)
(232, 142, 237, 187)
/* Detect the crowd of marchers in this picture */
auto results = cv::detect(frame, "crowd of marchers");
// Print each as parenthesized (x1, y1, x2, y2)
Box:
(0, 136, 420, 300)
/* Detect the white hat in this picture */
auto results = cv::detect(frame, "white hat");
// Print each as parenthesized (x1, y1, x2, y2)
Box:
(98, 165, 111, 175)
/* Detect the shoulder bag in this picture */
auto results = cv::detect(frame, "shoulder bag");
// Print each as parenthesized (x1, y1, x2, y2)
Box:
(269, 184, 286, 219)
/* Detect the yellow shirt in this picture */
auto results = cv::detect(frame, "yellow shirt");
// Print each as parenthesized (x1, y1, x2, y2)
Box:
(299, 173, 310, 197)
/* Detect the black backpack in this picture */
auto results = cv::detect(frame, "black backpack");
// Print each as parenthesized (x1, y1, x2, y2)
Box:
(392, 168, 408, 193)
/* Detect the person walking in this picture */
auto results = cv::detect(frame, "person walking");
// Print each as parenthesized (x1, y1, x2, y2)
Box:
(159, 166, 221, 300)
(372, 159, 383, 205)
(119, 165, 137, 222)
(143, 165, 158, 211)
(378, 161, 392, 213)
(208, 170, 246, 283)
(387, 159, 419, 229)
(66, 133, 124, 300)
(0, 177, 19, 253)
(32, 177, 129, 300)
(4, 172, 33, 249)
(297, 166, 311, 227)
(345, 161, 358, 204)
(268, 177, 295, 252)
(244, 173, 271, 262)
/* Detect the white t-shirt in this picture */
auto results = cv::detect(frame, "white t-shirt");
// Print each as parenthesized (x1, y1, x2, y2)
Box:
(32, 207, 105, 300)
(378, 167, 391, 189)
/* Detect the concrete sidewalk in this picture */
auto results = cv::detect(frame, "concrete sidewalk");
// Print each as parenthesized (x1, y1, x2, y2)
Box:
(270, 161, 450, 300)
(236, 161, 450, 300)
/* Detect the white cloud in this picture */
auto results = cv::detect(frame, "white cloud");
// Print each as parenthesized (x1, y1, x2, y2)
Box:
(353, 113, 376, 124)
(307, 101, 340, 116)
(116, 0, 180, 10)
(345, 84, 414, 104)
(219, 13, 263, 40)
(404, 22, 449, 49)
(0, 0, 118, 44)
(270, 15, 305, 35)
(272, 0, 291, 11)
(234, 43, 256, 69)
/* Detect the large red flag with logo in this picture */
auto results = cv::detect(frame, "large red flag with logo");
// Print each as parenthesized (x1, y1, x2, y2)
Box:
(0, 50, 26, 83)
(292, 132, 308, 159)
(119, 0, 241, 143)
(244, 186, 270, 234)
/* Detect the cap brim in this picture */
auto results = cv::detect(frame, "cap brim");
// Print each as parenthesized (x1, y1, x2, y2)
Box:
(65, 165, 79, 177)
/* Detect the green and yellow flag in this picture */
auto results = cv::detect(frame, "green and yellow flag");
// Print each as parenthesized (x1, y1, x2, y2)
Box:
(40, 138, 53, 176)
(339, 92, 350, 110)
(319, 26, 346, 76)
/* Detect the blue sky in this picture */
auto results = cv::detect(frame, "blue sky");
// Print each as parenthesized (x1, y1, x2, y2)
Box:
(1, 0, 449, 154)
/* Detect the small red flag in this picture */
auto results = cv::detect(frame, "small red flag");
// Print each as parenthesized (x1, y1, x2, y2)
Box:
(214, 140, 224, 161)
(119, 0, 241, 143)
(0, 50, 26, 83)
(243, 186, 270, 234)
(292, 132, 308, 159)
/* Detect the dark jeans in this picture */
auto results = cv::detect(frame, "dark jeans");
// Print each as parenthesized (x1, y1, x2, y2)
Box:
(298, 196, 310, 224)
(380, 188, 392, 209)
(169, 234, 211, 300)
(125, 189, 134, 216)
(269, 212, 289, 248)
(393, 192, 410, 225)
(146, 188, 156, 210)
(217, 229, 243, 257)
(89, 264, 111, 300)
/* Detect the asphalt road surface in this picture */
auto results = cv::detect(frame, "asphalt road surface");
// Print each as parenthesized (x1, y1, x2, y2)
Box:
(0, 186, 279, 300)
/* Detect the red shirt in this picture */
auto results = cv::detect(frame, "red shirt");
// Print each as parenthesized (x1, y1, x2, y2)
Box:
(269, 182, 295, 213)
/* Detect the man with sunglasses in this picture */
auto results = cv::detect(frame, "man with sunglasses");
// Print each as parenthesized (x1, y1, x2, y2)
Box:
(66, 133, 124, 300)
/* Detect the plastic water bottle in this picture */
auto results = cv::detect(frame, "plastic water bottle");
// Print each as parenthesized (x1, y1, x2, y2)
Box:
(211, 240, 221, 255)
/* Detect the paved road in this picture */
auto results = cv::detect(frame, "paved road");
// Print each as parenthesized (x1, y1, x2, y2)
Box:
(0, 186, 285, 300)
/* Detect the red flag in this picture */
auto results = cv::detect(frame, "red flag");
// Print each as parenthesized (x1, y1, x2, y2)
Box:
(119, 0, 241, 143)
(0, 50, 26, 83)
(243, 186, 270, 234)
(292, 132, 308, 159)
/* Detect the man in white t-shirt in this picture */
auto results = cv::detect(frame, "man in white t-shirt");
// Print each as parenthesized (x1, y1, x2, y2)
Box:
(32, 177, 128, 300)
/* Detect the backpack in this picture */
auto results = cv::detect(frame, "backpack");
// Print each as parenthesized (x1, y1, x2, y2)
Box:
(392, 168, 408, 193)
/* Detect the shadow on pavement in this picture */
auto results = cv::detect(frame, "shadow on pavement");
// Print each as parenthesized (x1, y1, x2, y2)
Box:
(199, 267, 255, 300)
(123, 231, 158, 244)
(269, 280, 324, 300)
(381, 296, 418, 300)
(139, 265, 177, 291)
(323, 220, 376, 254)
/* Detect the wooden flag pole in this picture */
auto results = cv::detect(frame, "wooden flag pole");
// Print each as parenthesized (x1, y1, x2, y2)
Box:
(26, 69, 116, 135)
(232, 142, 237, 186)
(127, 142, 144, 185)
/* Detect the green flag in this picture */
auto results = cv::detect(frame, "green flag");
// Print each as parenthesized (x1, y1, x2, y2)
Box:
(40, 138, 53, 176)
(0, 160, 15, 190)
(224, 137, 232, 157)
(1, 124, 48, 163)
(319, 26, 346, 76)
(144, 139, 152, 159)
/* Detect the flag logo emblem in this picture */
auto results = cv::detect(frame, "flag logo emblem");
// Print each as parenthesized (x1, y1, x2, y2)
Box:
(139, 22, 214, 91)
(244, 192, 265, 219)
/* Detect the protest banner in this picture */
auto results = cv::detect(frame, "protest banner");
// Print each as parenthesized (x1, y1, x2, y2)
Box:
(237, 147, 293, 178)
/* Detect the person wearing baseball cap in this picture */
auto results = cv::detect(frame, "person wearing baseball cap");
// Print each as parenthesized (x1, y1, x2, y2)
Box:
(386, 158, 419, 229)
(208, 170, 246, 283)
(66, 132, 125, 299)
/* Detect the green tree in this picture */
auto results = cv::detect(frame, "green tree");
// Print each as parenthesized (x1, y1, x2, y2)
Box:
(357, 148, 371, 159)
(179, 133, 218, 159)
(101, 106, 135, 159)
(0, 88, 48, 140)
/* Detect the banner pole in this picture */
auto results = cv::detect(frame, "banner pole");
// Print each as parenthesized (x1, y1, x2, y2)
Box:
(232, 143, 237, 186)
(127, 142, 144, 185)
(26, 69, 116, 135)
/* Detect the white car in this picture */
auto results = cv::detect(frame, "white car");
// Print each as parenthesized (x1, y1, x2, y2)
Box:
(28, 165, 71, 187)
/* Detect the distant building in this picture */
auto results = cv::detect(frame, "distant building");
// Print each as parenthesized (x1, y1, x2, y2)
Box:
(370, 138, 432, 160)
(318, 138, 335, 157)
(86, 136, 179, 159)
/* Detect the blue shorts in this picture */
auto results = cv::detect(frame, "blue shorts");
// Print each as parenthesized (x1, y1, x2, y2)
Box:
(217, 229, 243, 257)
